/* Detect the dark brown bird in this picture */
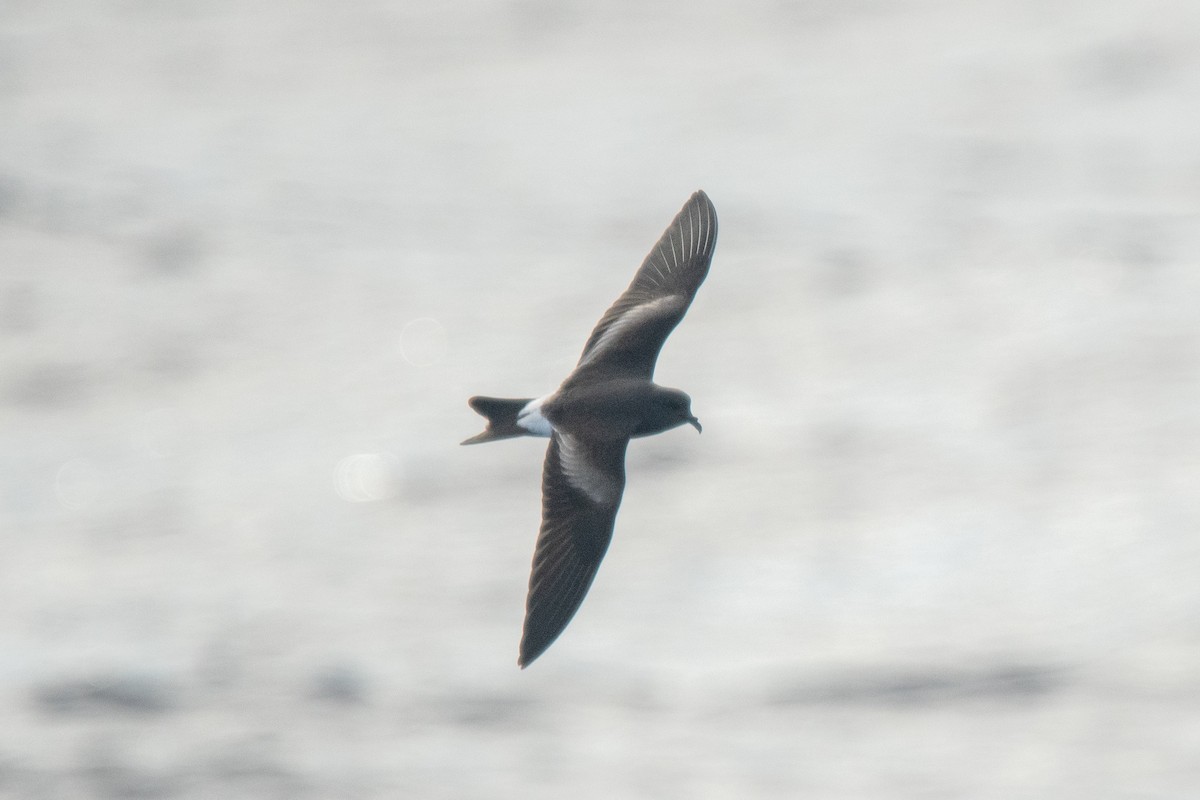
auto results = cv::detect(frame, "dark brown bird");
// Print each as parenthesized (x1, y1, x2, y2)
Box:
(462, 191, 718, 667)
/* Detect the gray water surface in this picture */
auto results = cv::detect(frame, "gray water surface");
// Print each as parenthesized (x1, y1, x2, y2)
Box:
(2, 1, 1199, 797)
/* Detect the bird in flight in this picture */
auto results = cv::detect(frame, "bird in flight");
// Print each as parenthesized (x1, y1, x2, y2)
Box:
(462, 191, 718, 667)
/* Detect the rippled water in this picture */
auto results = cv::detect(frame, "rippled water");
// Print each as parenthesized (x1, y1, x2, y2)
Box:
(2, 1, 1199, 797)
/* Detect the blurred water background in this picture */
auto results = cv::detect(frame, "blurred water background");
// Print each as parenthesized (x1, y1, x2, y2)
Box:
(2, 1, 1199, 797)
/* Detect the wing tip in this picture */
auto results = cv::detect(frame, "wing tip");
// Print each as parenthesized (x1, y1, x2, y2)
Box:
(683, 189, 717, 241)
(518, 634, 549, 669)
(689, 188, 715, 213)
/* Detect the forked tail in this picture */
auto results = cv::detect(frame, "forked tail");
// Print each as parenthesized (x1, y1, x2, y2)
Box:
(461, 396, 536, 445)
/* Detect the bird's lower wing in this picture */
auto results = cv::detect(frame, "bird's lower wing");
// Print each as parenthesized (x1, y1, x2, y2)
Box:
(519, 433, 629, 667)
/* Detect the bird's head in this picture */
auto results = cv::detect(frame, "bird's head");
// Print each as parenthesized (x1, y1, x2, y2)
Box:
(646, 386, 701, 435)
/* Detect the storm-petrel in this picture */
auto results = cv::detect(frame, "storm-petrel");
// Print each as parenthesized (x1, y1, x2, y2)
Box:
(462, 191, 718, 667)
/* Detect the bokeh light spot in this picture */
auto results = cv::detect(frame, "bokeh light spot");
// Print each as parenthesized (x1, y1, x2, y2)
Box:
(399, 317, 447, 367)
(334, 453, 400, 503)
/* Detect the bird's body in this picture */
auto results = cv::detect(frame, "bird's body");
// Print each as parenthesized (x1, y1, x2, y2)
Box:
(546, 380, 699, 441)
(463, 191, 718, 667)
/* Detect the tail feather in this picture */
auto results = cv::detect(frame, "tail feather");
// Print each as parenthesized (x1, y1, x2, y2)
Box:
(461, 396, 535, 445)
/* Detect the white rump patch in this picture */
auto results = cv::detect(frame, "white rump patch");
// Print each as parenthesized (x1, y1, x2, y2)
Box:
(517, 395, 554, 437)
(579, 294, 683, 367)
(557, 434, 620, 505)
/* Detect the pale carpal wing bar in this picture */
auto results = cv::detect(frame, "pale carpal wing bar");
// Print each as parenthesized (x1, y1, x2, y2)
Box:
(566, 190, 718, 385)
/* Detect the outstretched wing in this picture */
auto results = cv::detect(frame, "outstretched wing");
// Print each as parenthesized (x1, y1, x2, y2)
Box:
(519, 433, 629, 667)
(563, 190, 718, 387)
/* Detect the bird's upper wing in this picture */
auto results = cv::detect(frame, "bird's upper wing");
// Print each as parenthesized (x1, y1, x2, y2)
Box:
(562, 191, 718, 387)
(519, 432, 629, 667)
